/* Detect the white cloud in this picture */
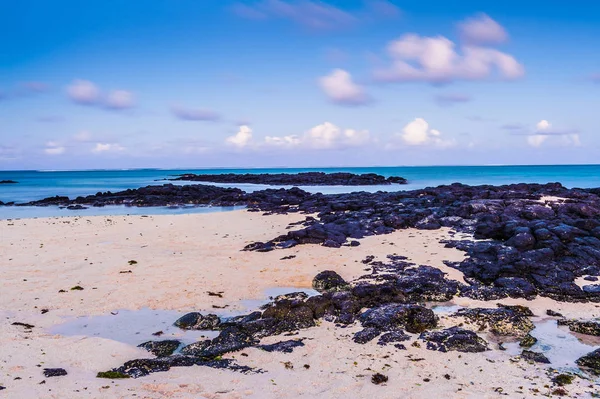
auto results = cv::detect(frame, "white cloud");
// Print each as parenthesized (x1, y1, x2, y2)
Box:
(527, 135, 548, 148)
(66, 80, 100, 104)
(106, 90, 135, 110)
(374, 34, 524, 84)
(226, 125, 253, 148)
(398, 118, 455, 147)
(458, 13, 508, 45)
(526, 120, 581, 148)
(44, 141, 65, 155)
(265, 122, 371, 150)
(318, 69, 370, 106)
(172, 105, 220, 121)
(92, 143, 125, 153)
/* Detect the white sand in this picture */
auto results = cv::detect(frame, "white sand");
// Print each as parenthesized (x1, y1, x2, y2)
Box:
(1, 210, 598, 398)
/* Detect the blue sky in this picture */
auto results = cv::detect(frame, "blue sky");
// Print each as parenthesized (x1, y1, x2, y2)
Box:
(1, 0, 599, 169)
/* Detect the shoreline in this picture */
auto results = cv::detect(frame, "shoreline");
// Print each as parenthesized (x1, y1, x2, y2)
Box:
(3, 183, 600, 397)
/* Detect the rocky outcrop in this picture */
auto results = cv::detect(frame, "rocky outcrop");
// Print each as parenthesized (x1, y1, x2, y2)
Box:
(420, 327, 489, 353)
(169, 172, 407, 186)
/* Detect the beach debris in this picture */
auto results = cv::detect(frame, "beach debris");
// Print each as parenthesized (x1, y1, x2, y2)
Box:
(43, 368, 67, 377)
(207, 291, 224, 298)
(70, 286, 84, 291)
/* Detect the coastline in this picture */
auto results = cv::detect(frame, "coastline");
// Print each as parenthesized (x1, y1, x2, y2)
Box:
(2, 210, 600, 397)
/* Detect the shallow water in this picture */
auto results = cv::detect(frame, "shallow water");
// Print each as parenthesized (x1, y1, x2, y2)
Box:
(3, 165, 600, 218)
(0, 204, 244, 220)
(49, 287, 321, 347)
(504, 318, 600, 371)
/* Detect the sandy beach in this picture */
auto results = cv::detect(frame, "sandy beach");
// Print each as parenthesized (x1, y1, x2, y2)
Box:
(1, 209, 599, 398)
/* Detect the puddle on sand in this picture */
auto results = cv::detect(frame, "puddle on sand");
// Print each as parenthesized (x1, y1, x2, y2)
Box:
(503, 318, 600, 371)
(431, 303, 463, 315)
(49, 286, 320, 347)
(48, 308, 219, 346)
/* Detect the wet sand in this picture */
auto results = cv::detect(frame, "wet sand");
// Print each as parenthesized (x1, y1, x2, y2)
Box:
(1, 210, 599, 398)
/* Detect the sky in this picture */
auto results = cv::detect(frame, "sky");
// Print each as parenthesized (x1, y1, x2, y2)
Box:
(1, 0, 599, 170)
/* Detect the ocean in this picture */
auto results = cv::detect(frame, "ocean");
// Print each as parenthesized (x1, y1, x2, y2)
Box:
(1, 165, 599, 219)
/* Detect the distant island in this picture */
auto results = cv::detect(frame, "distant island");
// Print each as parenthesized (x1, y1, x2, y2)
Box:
(0, 180, 18, 184)
(168, 172, 407, 186)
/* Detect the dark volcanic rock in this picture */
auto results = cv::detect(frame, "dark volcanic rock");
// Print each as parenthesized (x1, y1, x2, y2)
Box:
(353, 327, 381, 344)
(111, 356, 255, 378)
(557, 319, 600, 336)
(170, 172, 407, 186)
(377, 330, 411, 345)
(181, 327, 258, 358)
(258, 339, 305, 353)
(521, 350, 551, 364)
(420, 327, 489, 353)
(453, 307, 534, 337)
(576, 348, 600, 374)
(174, 312, 221, 330)
(358, 304, 437, 334)
(43, 368, 67, 377)
(138, 340, 181, 357)
(312, 270, 348, 292)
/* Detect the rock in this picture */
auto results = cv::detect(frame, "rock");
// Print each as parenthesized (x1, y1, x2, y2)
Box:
(0, 180, 18, 184)
(138, 340, 181, 357)
(174, 312, 221, 330)
(371, 373, 388, 385)
(420, 327, 488, 353)
(582, 284, 600, 294)
(43, 368, 67, 377)
(258, 339, 304, 353)
(576, 348, 600, 374)
(312, 270, 348, 292)
(353, 328, 381, 344)
(170, 172, 407, 186)
(181, 327, 258, 358)
(546, 309, 564, 317)
(519, 334, 538, 348)
(521, 350, 551, 364)
(358, 304, 437, 334)
(377, 330, 411, 346)
(557, 319, 600, 336)
(453, 307, 534, 337)
(552, 374, 574, 386)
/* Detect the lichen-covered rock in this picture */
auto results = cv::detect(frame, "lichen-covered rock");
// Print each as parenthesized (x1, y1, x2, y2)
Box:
(557, 319, 600, 336)
(521, 350, 550, 364)
(138, 340, 181, 357)
(519, 334, 538, 348)
(174, 312, 221, 330)
(358, 304, 437, 334)
(577, 348, 600, 374)
(453, 307, 534, 337)
(312, 270, 348, 292)
(420, 327, 488, 353)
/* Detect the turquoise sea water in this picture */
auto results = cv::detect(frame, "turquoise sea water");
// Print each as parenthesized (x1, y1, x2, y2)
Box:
(1, 165, 599, 218)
